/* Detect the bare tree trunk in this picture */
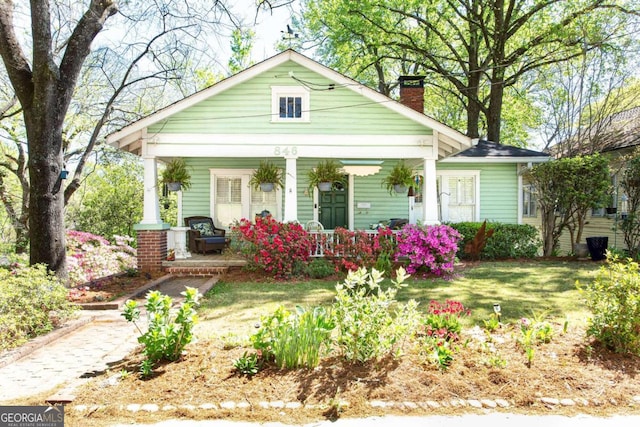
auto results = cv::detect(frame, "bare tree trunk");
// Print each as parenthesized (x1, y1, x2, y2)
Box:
(23, 99, 67, 274)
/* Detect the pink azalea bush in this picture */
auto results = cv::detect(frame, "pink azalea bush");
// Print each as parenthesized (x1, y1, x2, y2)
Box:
(395, 224, 461, 277)
(66, 230, 136, 286)
(231, 217, 312, 279)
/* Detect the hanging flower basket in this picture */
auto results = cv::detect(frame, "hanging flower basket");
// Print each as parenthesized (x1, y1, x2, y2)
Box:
(393, 184, 408, 194)
(318, 182, 333, 192)
(167, 182, 182, 192)
(250, 160, 284, 192)
(260, 182, 275, 192)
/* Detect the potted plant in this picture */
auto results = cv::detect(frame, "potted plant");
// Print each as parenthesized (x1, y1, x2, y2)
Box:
(382, 160, 415, 195)
(307, 160, 345, 192)
(161, 158, 191, 191)
(249, 160, 284, 192)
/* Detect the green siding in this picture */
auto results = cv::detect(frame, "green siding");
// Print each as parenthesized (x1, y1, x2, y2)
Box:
(353, 162, 412, 229)
(437, 162, 519, 223)
(181, 158, 417, 229)
(149, 61, 431, 136)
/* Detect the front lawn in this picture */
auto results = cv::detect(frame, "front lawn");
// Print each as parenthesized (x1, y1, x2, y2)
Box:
(60, 260, 640, 426)
(198, 260, 598, 338)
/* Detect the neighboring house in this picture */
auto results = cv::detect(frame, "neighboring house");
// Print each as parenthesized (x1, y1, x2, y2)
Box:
(106, 49, 549, 272)
(525, 106, 640, 255)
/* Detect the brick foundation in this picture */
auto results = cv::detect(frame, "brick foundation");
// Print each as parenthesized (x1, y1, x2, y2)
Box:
(136, 229, 168, 274)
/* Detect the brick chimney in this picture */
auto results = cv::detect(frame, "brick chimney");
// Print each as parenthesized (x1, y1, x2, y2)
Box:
(399, 76, 425, 113)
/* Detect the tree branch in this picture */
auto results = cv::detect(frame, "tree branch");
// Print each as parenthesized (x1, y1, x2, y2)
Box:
(0, 1, 34, 107)
(58, 0, 118, 104)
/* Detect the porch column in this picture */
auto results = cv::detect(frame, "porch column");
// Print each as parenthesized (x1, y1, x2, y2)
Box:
(141, 155, 162, 225)
(284, 156, 298, 222)
(423, 157, 439, 225)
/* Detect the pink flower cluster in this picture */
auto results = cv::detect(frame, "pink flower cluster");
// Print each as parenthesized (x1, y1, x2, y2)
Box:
(66, 230, 136, 286)
(395, 224, 461, 277)
(232, 217, 312, 279)
(424, 299, 470, 342)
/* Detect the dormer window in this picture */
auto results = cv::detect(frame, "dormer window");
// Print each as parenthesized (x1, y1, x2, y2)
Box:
(272, 86, 309, 122)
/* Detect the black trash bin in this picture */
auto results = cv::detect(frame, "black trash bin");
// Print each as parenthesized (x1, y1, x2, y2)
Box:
(586, 236, 608, 261)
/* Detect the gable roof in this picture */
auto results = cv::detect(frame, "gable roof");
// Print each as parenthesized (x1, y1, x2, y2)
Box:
(440, 140, 550, 163)
(107, 49, 471, 156)
(549, 106, 640, 158)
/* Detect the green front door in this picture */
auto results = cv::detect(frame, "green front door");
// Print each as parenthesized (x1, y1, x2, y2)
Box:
(319, 181, 348, 229)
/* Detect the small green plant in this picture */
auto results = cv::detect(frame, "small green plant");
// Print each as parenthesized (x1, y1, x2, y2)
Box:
(251, 305, 334, 369)
(220, 332, 249, 349)
(233, 351, 261, 376)
(332, 267, 420, 362)
(578, 253, 640, 355)
(139, 359, 154, 378)
(422, 337, 455, 370)
(303, 258, 335, 279)
(122, 287, 201, 375)
(482, 313, 501, 332)
(124, 267, 139, 278)
(249, 160, 284, 191)
(483, 353, 507, 369)
(119, 369, 131, 380)
(517, 313, 554, 367)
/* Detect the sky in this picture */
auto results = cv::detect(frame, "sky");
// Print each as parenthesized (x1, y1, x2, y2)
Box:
(234, 1, 298, 62)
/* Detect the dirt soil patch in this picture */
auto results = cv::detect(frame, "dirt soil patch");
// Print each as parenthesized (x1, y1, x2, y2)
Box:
(63, 267, 640, 426)
(67, 271, 166, 304)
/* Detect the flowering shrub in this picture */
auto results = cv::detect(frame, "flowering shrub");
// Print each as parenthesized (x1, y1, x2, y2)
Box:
(395, 224, 461, 277)
(231, 217, 312, 279)
(323, 227, 395, 273)
(423, 300, 470, 342)
(66, 231, 137, 286)
(420, 300, 469, 370)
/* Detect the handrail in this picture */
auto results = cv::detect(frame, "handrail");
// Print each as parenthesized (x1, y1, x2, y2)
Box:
(307, 230, 399, 257)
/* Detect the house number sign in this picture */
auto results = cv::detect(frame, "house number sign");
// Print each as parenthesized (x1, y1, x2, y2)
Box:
(273, 146, 298, 156)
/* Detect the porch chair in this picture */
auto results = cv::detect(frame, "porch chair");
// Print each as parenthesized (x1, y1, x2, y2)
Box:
(184, 216, 228, 254)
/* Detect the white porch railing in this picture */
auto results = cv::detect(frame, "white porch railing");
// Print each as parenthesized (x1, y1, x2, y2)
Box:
(307, 230, 399, 257)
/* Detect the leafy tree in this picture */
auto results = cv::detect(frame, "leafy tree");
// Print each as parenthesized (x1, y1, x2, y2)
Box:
(619, 152, 640, 258)
(536, 46, 640, 156)
(66, 153, 143, 240)
(0, 1, 237, 276)
(301, 0, 639, 143)
(524, 155, 611, 256)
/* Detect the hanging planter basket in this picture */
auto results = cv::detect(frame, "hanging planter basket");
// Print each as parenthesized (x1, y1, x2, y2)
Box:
(259, 182, 275, 192)
(318, 182, 333, 192)
(393, 184, 408, 194)
(167, 182, 182, 192)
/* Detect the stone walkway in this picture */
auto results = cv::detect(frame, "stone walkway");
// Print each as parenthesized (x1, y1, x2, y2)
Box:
(0, 276, 217, 403)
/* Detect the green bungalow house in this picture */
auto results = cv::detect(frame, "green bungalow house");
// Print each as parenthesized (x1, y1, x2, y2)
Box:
(107, 49, 549, 272)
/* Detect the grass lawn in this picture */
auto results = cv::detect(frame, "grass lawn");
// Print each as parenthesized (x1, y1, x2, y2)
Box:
(198, 260, 602, 339)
